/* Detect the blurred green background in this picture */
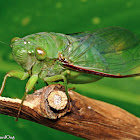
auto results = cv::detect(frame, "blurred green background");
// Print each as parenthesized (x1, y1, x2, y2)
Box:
(0, 0, 140, 139)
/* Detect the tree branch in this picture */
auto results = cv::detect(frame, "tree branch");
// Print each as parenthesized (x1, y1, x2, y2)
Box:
(0, 84, 140, 139)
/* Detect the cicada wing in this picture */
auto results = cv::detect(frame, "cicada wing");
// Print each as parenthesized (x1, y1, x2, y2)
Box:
(64, 27, 140, 75)
(66, 31, 91, 38)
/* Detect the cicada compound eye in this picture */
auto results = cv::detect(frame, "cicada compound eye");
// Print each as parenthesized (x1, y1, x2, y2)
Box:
(10, 37, 21, 47)
(35, 47, 47, 60)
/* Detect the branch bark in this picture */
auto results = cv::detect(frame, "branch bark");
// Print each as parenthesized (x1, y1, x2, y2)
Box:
(0, 84, 140, 140)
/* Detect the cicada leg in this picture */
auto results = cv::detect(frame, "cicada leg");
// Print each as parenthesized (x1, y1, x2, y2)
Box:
(16, 75, 38, 121)
(0, 71, 29, 95)
(43, 70, 70, 97)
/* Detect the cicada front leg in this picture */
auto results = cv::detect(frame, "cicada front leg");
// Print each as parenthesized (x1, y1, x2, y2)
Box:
(16, 62, 43, 121)
(0, 70, 29, 95)
(0, 62, 42, 121)
(16, 74, 38, 121)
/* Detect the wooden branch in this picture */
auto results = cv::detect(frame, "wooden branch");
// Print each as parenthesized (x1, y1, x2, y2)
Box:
(0, 84, 140, 139)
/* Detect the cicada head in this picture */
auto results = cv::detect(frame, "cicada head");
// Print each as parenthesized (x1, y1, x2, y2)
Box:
(10, 37, 36, 71)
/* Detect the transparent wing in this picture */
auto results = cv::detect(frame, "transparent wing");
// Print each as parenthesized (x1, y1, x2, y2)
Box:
(63, 27, 140, 74)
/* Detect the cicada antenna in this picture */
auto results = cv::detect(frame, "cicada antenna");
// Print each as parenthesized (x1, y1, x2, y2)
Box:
(0, 40, 10, 46)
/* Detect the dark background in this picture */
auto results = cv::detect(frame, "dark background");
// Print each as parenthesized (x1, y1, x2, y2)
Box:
(0, 0, 140, 139)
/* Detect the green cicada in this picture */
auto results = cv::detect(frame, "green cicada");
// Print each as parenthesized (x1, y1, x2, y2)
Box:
(0, 27, 140, 120)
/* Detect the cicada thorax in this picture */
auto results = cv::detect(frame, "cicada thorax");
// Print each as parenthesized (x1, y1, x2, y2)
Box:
(32, 32, 72, 59)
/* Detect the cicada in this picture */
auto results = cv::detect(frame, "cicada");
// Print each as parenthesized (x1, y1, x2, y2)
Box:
(0, 27, 140, 120)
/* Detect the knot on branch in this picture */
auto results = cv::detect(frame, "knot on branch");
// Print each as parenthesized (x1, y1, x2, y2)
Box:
(26, 84, 69, 119)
